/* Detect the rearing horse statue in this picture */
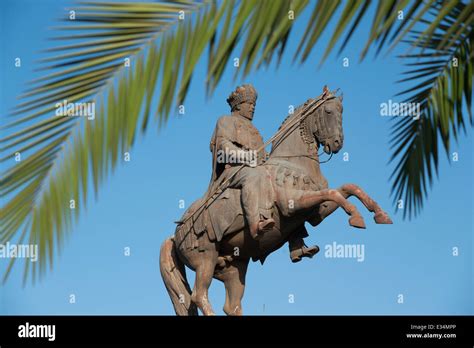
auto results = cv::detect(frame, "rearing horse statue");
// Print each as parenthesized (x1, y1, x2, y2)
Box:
(160, 87, 393, 315)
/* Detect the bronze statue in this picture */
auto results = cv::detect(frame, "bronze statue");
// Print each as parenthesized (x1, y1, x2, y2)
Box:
(160, 85, 393, 316)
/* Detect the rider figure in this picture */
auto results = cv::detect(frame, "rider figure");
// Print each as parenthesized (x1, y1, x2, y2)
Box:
(209, 84, 318, 261)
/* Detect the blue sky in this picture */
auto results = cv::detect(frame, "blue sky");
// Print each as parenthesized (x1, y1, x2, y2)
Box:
(1, 0, 472, 315)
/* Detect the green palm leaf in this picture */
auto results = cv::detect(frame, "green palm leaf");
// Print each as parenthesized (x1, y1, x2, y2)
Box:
(1, 0, 229, 284)
(389, 1, 473, 219)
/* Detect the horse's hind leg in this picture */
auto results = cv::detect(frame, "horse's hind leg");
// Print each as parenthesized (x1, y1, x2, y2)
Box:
(214, 258, 249, 316)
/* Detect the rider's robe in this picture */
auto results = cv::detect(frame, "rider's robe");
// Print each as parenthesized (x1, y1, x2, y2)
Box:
(209, 114, 266, 186)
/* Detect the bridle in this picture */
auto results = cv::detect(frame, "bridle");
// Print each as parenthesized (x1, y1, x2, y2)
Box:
(271, 94, 342, 164)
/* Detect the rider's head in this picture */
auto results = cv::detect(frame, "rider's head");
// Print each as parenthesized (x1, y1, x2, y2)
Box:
(227, 84, 257, 121)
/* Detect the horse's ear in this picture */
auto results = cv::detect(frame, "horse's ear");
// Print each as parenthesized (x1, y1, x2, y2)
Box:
(323, 85, 329, 94)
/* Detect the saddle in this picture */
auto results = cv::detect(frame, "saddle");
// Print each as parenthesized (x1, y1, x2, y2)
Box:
(207, 187, 244, 241)
(174, 187, 244, 250)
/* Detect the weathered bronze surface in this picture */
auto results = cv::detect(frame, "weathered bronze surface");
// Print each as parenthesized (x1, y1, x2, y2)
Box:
(160, 85, 392, 316)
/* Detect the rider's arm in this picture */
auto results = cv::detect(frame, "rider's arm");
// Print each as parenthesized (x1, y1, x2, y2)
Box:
(214, 116, 245, 154)
(215, 117, 257, 167)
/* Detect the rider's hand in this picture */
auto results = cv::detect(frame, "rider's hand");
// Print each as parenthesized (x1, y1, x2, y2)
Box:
(239, 150, 257, 167)
(263, 152, 270, 163)
(246, 158, 257, 168)
(244, 151, 258, 167)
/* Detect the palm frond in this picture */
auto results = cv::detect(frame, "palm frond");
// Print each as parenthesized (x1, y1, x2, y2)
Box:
(0, 0, 230, 284)
(389, 1, 473, 219)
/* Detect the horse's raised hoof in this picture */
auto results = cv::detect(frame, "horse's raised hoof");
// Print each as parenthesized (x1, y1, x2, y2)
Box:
(374, 211, 393, 224)
(349, 215, 366, 229)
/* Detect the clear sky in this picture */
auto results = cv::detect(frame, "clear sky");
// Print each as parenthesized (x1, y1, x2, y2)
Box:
(1, 0, 472, 315)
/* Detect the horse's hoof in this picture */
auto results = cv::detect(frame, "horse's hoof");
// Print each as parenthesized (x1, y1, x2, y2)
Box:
(374, 211, 393, 224)
(349, 215, 366, 229)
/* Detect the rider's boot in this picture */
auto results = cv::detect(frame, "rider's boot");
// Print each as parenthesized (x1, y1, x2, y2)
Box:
(289, 237, 319, 263)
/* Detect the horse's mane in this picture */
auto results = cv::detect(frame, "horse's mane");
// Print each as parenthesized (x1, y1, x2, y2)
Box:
(277, 99, 315, 131)
(271, 99, 317, 152)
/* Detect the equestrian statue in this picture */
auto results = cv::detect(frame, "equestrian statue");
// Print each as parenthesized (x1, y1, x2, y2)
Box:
(160, 84, 393, 315)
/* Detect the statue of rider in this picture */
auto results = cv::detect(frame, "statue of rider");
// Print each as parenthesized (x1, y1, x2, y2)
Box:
(209, 84, 318, 262)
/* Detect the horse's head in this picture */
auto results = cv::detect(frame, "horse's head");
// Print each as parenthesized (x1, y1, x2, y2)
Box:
(312, 86, 344, 154)
(271, 86, 344, 158)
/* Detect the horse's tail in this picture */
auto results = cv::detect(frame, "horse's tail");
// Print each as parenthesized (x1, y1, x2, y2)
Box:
(159, 237, 198, 316)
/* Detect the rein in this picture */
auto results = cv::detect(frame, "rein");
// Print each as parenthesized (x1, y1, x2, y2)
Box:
(270, 152, 333, 164)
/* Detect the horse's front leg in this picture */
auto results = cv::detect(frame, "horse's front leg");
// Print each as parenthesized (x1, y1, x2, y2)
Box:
(311, 184, 392, 226)
(286, 188, 366, 228)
